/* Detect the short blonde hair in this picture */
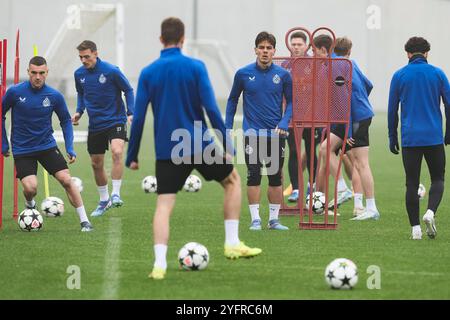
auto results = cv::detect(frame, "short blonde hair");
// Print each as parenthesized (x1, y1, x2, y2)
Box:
(334, 37, 352, 56)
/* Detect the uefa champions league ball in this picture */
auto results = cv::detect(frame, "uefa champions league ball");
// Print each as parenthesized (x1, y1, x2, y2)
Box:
(418, 183, 426, 200)
(325, 258, 358, 289)
(71, 177, 83, 193)
(18, 208, 44, 232)
(178, 242, 209, 271)
(306, 191, 326, 214)
(184, 174, 202, 192)
(142, 176, 157, 193)
(41, 196, 65, 217)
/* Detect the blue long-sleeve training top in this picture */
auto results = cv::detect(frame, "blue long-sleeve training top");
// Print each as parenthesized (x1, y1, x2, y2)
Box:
(388, 56, 450, 147)
(2, 81, 75, 157)
(75, 58, 135, 132)
(225, 62, 293, 136)
(126, 47, 233, 163)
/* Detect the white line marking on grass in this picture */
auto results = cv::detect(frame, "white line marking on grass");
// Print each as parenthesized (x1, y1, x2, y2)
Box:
(101, 217, 122, 299)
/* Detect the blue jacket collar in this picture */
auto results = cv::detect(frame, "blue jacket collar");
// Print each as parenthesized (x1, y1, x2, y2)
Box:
(255, 61, 274, 72)
(409, 54, 427, 64)
(161, 47, 182, 56)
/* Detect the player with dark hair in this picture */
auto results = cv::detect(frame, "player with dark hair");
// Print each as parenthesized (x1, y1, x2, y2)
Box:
(226, 31, 293, 231)
(126, 17, 261, 280)
(1, 56, 93, 231)
(388, 36, 450, 239)
(72, 40, 135, 216)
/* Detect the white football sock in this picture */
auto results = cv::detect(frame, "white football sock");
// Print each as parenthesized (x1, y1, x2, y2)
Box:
(249, 204, 261, 222)
(224, 220, 240, 246)
(269, 203, 281, 221)
(366, 198, 378, 212)
(76, 206, 89, 223)
(425, 209, 435, 217)
(112, 179, 122, 197)
(412, 225, 421, 233)
(354, 193, 363, 209)
(98, 185, 109, 201)
(26, 199, 36, 208)
(337, 178, 348, 192)
(154, 244, 168, 270)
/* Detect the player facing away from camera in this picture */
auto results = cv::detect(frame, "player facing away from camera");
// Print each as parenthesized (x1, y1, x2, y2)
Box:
(313, 35, 354, 209)
(1, 56, 93, 232)
(72, 40, 135, 217)
(226, 31, 293, 231)
(126, 17, 261, 280)
(388, 36, 450, 240)
(333, 37, 379, 220)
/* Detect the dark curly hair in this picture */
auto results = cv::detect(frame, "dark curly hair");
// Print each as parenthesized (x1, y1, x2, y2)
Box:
(404, 37, 430, 54)
(255, 31, 276, 48)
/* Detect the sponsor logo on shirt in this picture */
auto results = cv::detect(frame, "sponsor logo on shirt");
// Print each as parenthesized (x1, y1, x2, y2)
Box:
(248, 76, 255, 81)
(272, 74, 281, 84)
(19, 97, 26, 103)
(80, 78, 85, 84)
(42, 97, 51, 107)
(99, 73, 106, 84)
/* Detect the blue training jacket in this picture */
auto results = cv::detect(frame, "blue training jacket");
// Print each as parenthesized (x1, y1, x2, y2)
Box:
(2, 81, 75, 157)
(75, 58, 135, 133)
(388, 56, 450, 147)
(225, 62, 293, 136)
(126, 47, 233, 163)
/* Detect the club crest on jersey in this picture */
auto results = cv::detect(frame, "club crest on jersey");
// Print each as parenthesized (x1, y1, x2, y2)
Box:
(42, 97, 51, 107)
(99, 73, 106, 84)
(272, 74, 281, 84)
(245, 144, 253, 155)
(19, 97, 26, 103)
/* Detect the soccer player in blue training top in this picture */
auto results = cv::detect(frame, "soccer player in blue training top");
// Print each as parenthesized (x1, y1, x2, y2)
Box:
(1, 56, 93, 232)
(126, 17, 261, 280)
(388, 36, 450, 240)
(332, 37, 379, 220)
(313, 35, 354, 211)
(72, 40, 134, 216)
(226, 31, 293, 231)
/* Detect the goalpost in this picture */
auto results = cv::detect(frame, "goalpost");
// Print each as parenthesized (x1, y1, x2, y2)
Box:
(45, 3, 124, 92)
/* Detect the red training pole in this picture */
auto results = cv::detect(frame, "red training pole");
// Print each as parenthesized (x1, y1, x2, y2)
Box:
(0, 39, 7, 229)
(13, 30, 19, 221)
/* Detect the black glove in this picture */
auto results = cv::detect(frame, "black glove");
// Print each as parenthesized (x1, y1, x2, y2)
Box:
(445, 131, 450, 146)
(389, 135, 399, 154)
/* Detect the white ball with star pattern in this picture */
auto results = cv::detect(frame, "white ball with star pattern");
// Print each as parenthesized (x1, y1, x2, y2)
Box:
(325, 258, 358, 289)
(306, 191, 326, 214)
(71, 177, 83, 193)
(18, 208, 44, 232)
(142, 175, 157, 193)
(184, 174, 202, 192)
(41, 196, 65, 217)
(178, 242, 209, 271)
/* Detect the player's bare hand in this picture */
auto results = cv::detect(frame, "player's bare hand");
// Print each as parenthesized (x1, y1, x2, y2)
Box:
(275, 127, 289, 136)
(127, 115, 133, 125)
(72, 112, 81, 126)
(346, 138, 355, 147)
(68, 155, 76, 164)
(129, 161, 139, 170)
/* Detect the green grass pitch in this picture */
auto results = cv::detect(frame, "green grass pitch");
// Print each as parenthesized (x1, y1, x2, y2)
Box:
(1, 112, 449, 299)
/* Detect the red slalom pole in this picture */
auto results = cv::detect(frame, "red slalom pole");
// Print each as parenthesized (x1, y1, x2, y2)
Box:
(0, 39, 7, 229)
(12, 30, 19, 221)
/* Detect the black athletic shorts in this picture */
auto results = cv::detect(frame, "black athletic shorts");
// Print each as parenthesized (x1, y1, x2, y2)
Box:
(88, 123, 128, 155)
(155, 154, 234, 194)
(350, 118, 371, 148)
(14, 147, 68, 180)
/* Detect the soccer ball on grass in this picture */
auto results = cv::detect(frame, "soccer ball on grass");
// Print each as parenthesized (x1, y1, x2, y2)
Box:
(324, 258, 358, 289)
(418, 183, 426, 200)
(178, 242, 209, 271)
(18, 208, 44, 232)
(41, 196, 64, 217)
(142, 175, 157, 193)
(184, 174, 202, 192)
(306, 191, 326, 214)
